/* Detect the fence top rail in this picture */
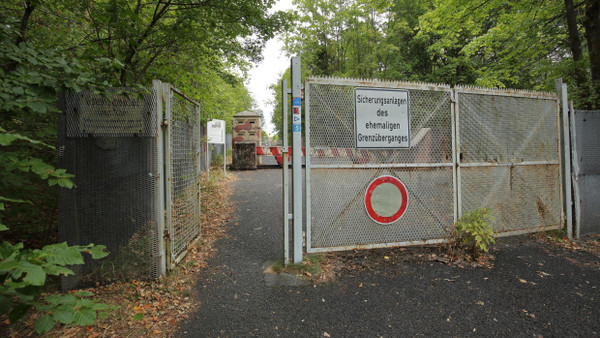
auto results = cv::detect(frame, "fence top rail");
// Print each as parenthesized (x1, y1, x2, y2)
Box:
(163, 82, 200, 106)
(455, 84, 557, 100)
(305, 76, 558, 100)
(306, 76, 452, 92)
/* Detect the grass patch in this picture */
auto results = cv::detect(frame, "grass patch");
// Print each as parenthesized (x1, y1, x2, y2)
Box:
(269, 254, 329, 279)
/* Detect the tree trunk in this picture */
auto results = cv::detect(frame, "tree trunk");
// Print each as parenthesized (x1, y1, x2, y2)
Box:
(583, 0, 600, 108)
(564, 0, 584, 64)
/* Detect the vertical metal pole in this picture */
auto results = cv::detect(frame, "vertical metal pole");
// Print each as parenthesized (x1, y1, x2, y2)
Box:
(450, 89, 458, 223)
(454, 89, 463, 218)
(569, 101, 580, 238)
(291, 56, 303, 264)
(555, 79, 573, 238)
(153, 80, 166, 276)
(163, 83, 174, 269)
(304, 79, 311, 253)
(282, 79, 290, 264)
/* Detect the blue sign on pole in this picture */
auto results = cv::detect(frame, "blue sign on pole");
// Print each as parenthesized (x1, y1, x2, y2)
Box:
(293, 124, 301, 132)
(293, 97, 301, 106)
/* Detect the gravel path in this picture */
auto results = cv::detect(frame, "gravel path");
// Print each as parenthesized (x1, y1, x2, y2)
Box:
(178, 169, 600, 337)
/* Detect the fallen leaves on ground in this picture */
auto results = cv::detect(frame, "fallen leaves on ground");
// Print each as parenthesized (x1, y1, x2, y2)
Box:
(1, 171, 236, 337)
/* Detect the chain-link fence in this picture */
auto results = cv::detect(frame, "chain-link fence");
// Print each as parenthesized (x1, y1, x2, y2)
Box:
(166, 88, 201, 264)
(306, 78, 455, 252)
(305, 77, 562, 252)
(456, 87, 561, 235)
(58, 81, 202, 290)
(570, 110, 600, 236)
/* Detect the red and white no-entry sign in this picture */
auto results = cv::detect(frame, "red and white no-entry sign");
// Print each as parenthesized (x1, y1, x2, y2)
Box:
(364, 175, 409, 225)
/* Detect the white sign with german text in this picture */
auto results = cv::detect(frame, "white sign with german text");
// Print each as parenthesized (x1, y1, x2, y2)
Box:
(354, 88, 410, 148)
(207, 119, 225, 144)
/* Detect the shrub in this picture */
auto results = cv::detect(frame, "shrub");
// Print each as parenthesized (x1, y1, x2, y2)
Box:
(453, 208, 496, 260)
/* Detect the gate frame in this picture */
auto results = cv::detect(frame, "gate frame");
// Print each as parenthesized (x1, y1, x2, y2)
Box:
(303, 77, 565, 254)
(154, 80, 202, 271)
(304, 77, 458, 253)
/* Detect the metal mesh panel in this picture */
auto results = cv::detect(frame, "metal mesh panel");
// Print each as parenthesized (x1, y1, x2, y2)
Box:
(572, 110, 600, 236)
(58, 90, 160, 290)
(310, 168, 453, 249)
(308, 81, 453, 166)
(457, 88, 561, 235)
(306, 78, 454, 251)
(169, 90, 201, 262)
(458, 92, 558, 163)
(460, 165, 561, 233)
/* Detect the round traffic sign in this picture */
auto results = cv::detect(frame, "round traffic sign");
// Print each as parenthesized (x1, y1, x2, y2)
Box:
(364, 175, 408, 225)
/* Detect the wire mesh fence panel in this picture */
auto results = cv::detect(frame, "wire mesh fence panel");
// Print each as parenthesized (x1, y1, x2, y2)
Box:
(58, 82, 203, 289)
(306, 78, 455, 252)
(58, 88, 161, 290)
(168, 88, 201, 264)
(571, 110, 600, 236)
(456, 87, 562, 235)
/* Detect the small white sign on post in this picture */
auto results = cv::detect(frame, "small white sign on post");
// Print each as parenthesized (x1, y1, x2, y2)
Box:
(207, 119, 225, 144)
(207, 119, 226, 175)
(354, 88, 410, 148)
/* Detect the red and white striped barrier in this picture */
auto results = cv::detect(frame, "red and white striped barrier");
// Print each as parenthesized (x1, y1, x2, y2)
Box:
(256, 146, 372, 166)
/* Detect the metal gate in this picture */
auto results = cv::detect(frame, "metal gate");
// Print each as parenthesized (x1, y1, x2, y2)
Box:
(305, 77, 563, 253)
(58, 80, 201, 289)
(455, 86, 562, 235)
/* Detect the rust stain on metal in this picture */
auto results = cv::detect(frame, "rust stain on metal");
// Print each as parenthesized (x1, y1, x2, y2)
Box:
(536, 197, 549, 226)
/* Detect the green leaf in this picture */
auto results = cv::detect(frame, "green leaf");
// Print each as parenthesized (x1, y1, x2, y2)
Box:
(27, 101, 48, 114)
(0, 260, 21, 272)
(53, 305, 75, 324)
(72, 307, 96, 326)
(40, 242, 85, 265)
(34, 314, 56, 334)
(15, 261, 46, 286)
(133, 312, 144, 321)
(75, 291, 94, 297)
(42, 264, 73, 276)
(88, 245, 109, 259)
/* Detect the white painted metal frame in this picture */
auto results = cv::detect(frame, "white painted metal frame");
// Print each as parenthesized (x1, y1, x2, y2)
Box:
(305, 77, 564, 253)
(305, 77, 455, 253)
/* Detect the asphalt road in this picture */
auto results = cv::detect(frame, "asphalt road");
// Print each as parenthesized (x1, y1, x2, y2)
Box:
(178, 168, 600, 337)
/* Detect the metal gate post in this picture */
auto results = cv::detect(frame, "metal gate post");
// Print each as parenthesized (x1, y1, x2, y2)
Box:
(451, 88, 459, 223)
(291, 56, 303, 264)
(555, 79, 573, 238)
(282, 79, 291, 264)
(163, 82, 174, 268)
(153, 80, 167, 276)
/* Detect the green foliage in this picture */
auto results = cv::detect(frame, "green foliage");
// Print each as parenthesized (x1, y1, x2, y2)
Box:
(0, 241, 114, 334)
(454, 208, 496, 259)
(282, 0, 599, 109)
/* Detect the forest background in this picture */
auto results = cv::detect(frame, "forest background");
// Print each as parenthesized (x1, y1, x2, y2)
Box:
(271, 0, 599, 134)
